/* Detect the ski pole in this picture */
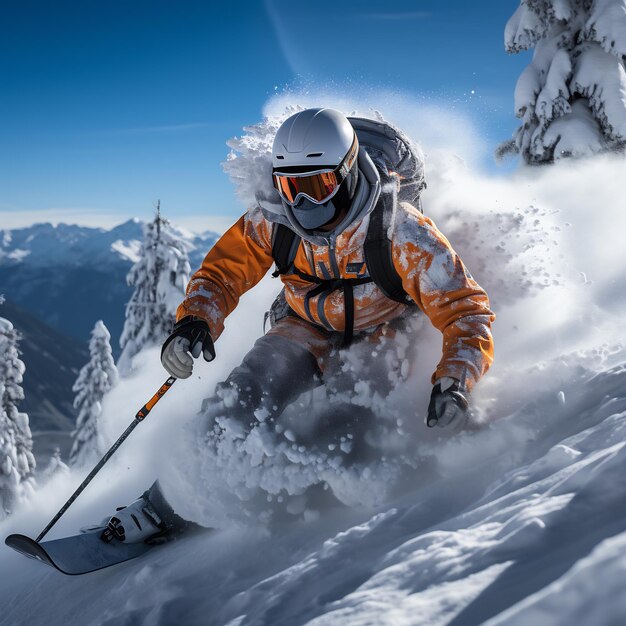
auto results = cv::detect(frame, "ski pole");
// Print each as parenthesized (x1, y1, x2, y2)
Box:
(35, 376, 177, 543)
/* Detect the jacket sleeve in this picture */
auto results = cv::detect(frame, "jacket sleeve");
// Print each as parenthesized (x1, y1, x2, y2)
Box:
(391, 205, 495, 391)
(176, 210, 275, 340)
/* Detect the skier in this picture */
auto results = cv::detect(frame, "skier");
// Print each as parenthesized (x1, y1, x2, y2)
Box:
(102, 108, 495, 544)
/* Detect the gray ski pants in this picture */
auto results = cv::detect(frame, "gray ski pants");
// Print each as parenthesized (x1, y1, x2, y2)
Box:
(203, 310, 412, 431)
(209, 330, 323, 426)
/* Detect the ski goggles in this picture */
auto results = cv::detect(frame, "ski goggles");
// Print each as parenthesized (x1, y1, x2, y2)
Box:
(272, 136, 359, 206)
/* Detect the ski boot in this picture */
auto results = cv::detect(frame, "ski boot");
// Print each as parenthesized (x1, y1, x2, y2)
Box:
(100, 481, 190, 544)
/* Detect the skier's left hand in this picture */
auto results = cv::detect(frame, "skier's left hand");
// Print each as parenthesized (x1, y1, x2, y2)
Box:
(426, 377, 469, 431)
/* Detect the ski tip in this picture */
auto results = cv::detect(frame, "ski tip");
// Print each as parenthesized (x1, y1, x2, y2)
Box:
(5, 533, 35, 549)
(6, 533, 70, 573)
(5, 533, 47, 561)
(6, 533, 38, 549)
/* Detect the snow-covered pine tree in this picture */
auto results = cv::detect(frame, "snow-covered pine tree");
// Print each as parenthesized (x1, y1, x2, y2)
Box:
(69, 321, 118, 467)
(499, 0, 626, 163)
(0, 316, 36, 517)
(117, 204, 191, 373)
(43, 448, 70, 480)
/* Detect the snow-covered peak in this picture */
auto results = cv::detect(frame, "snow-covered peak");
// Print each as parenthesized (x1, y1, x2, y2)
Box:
(110, 239, 142, 263)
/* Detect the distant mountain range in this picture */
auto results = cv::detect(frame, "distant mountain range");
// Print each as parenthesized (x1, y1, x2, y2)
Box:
(0, 219, 218, 350)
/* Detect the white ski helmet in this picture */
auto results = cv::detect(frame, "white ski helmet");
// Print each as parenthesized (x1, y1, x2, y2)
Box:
(272, 108, 360, 230)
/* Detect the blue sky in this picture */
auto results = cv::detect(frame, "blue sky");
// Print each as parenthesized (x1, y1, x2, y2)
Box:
(0, 0, 528, 231)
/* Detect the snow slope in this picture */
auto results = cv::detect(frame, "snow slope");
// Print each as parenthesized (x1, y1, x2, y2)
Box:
(1, 96, 625, 625)
(1, 350, 625, 626)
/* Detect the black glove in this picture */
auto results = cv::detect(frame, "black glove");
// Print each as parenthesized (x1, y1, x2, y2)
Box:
(426, 377, 469, 430)
(161, 316, 215, 379)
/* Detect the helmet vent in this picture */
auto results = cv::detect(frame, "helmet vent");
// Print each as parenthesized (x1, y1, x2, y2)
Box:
(306, 152, 323, 158)
(275, 155, 285, 159)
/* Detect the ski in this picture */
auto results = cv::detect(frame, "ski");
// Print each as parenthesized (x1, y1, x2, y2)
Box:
(5, 528, 153, 575)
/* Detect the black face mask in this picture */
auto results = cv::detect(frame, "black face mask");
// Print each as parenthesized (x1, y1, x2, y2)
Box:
(290, 163, 358, 231)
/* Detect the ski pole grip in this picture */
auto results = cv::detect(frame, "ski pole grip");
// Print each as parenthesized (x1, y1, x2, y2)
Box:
(136, 376, 176, 421)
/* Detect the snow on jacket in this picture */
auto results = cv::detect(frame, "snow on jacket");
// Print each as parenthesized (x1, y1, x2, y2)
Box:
(176, 202, 495, 391)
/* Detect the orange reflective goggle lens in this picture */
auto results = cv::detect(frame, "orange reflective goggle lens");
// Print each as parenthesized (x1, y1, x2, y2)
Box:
(273, 170, 340, 205)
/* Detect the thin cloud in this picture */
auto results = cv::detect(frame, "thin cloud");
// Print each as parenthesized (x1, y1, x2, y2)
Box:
(264, 0, 301, 76)
(358, 10, 432, 20)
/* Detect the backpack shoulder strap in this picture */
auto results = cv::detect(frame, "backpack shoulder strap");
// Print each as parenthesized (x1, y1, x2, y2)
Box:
(364, 193, 413, 305)
(272, 206, 413, 307)
(271, 223, 301, 277)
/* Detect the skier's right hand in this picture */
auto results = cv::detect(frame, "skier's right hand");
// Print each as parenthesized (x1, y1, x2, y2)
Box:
(161, 316, 215, 379)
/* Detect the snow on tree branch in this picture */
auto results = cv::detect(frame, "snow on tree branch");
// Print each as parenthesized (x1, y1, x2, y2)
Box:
(584, 0, 626, 56)
(501, 0, 626, 163)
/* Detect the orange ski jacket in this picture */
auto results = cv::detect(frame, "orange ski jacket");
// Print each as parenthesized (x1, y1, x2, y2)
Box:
(176, 202, 495, 391)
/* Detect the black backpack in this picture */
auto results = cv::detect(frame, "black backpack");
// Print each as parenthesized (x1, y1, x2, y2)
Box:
(270, 117, 425, 346)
